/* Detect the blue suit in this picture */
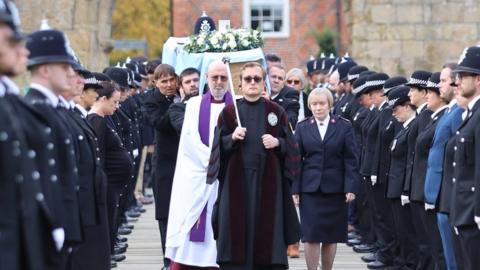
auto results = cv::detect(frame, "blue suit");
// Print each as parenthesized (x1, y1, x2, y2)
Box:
(424, 104, 464, 270)
(292, 115, 359, 194)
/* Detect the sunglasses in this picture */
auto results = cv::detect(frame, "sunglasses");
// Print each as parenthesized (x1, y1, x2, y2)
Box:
(287, 79, 301, 85)
(243, 76, 263, 83)
(210, 75, 228, 82)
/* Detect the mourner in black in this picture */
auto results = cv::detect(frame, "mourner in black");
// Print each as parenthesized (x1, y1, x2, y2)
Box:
(268, 64, 300, 128)
(450, 46, 480, 270)
(403, 70, 434, 270)
(332, 60, 357, 117)
(385, 86, 419, 269)
(88, 81, 133, 264)
(142, 63, 182, 269)
(285, 67, 312, 123)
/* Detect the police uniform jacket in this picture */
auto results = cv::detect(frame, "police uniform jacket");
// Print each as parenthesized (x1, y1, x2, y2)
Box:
(272, 85, 300, 129)
(351, 106, 368, 158)
(359, 106, 378, 176)
(24, 87, 82, 243)
(410, 107, 447, 202)
(451, 97, 480, 227)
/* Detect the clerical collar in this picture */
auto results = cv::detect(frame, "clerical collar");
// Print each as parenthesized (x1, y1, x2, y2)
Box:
(467, 95, 480, 111)
(431, 105, 448, 119)
(315, 114, 330, 126)
(30, 83, 59, 107)
(416, 102, 427, 114)
(403, 115, 415, 128)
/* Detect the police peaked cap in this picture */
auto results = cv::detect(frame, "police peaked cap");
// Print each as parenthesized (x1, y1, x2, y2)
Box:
(455, 46, 480, 75)
(0, 1, 24, 41)
(347, 65, 369, 82)
(405, 70, 432, 89)
(383, 76, 407, 96)
(337, 61, 357, 82)
(26, 29, 77, 68)
(364, 72, 390, 93)
(104, 67, 130, 89)
(83, 72, 102, 89)
(352, 73, 373, 97)
(306, 58, 321, 74)
(92, 72, 112, 83)
(426, 72, 441, 93)
(387, 86, 410, 108)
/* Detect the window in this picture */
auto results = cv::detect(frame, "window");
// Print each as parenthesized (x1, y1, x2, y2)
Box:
(243, 0, 289, 38)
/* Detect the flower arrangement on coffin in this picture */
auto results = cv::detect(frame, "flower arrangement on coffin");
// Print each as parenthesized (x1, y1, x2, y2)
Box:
(183, 28, 264, 53)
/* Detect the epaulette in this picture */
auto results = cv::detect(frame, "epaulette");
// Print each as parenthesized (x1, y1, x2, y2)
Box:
(298, 117, 312, 125)
(339, 116, 350, 123)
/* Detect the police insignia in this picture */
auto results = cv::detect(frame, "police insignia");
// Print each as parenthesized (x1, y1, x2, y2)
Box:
(268, 112, 278, 126)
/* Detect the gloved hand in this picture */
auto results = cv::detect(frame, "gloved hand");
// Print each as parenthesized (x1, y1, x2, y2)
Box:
(475, 216, 480, 230)
(425, 203, 435, 210)
(371, 175, 377, 186)
(401, 195, 410, 206)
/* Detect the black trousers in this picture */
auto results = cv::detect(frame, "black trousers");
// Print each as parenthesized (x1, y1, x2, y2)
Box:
(410, 201, 434, 270)
(106, 185, 120, 252)
(357, 176, 376, 245)
(457, 225, 480, 270)
(370, 182, 396, 264)
(422, 209, 446, 270)
(158, 219, 170, 267)
(389, 199, 418, 269)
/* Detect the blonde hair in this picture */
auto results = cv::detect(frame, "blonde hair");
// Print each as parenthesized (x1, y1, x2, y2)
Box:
(308, 87, 334, 108)
(285, 68, 309, 91)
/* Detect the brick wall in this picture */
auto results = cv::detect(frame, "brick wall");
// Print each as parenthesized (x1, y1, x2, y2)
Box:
(172, 0, 349, 71)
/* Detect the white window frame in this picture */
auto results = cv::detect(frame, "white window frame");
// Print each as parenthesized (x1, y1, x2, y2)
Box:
(243, 0, 290, 38)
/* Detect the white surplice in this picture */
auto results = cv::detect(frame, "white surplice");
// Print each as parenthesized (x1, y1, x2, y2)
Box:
(165, 95, 225, 267)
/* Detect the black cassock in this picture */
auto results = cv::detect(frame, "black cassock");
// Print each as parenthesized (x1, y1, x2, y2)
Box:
(208, 97, 301, 270)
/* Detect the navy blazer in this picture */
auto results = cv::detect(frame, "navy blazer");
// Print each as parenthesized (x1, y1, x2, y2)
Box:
(293, 115, 359, 194)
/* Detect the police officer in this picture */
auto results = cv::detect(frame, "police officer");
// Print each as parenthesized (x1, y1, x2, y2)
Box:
(450, 46, 480, 270)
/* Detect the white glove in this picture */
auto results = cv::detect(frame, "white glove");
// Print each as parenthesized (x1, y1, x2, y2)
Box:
(425, 203, 435, 211)
(401, 195, 410, 206)
(52, 228, 65, 251)
(371, 175, 377, 186)
(475, 216, 480, 230)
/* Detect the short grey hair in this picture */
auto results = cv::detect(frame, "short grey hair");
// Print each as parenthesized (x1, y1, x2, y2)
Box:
(285, 68, 309, 91)
(308, 87, 334, 108)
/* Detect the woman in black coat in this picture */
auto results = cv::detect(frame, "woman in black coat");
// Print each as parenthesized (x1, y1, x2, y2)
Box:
(293, 88, 359, 270)
(88, 82, 133, 257)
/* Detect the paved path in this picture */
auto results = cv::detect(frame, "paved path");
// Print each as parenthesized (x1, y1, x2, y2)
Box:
(117, 199, 368, 270)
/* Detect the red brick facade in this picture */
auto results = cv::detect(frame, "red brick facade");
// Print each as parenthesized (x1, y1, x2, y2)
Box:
(172, 0, 349, 71)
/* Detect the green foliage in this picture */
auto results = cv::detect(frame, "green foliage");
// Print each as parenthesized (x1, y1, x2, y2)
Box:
(110, 0, 170, 63)
(312, 27, 337, 57)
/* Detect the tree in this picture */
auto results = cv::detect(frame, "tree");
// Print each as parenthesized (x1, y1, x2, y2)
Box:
(312, 27, 337, 57)
(110, 0, 170, 64)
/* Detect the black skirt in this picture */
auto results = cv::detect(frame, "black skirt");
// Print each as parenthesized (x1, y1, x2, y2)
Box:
(299, 191, 348, 243)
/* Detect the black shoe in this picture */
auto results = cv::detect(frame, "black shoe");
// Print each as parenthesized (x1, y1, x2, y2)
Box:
(361, 253, 377, 263)
(110, 260, 117, 268)
(114, 245, 127, 254)
(116, 241, 128, 249)
(348, 231, 360, 239)
(121, 223, 134, 230)
(347, 238, 362, 246)
(135, 206, 146, 213)
(118, 227, 132, 235)
(353, 244, 376, 253)
(117, 235, 128, 242)
(126, 209, 141, 218)
(112, 254, 126, 262)
(367, 260, 388, 269)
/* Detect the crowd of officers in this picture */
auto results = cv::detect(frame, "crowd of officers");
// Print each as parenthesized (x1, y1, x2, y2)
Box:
(272, 48, 480, 269)
(0, 1, 162, 269)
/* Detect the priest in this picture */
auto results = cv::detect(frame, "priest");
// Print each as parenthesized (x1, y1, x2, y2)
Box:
(166, 60, 233, 270)
(207, 62, 301, 270)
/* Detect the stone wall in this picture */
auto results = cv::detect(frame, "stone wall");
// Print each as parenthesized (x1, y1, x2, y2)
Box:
(348, 0, 480, 76)
(16, 0, 115, 72)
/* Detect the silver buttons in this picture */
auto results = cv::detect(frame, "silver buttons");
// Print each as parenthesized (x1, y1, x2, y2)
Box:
(32, 171, 40, 180)
(15, 175, 23, 183)
(27, 150, 36, 158)
(452, 178, 456, 183)
(472, 187, 475, 192)
(65, 139, 70, 144)
(453, 162, 456, 167)
(51, 175, 58, 182)
(36, 193, 44, 202)
(454, 146, 457, 151)
(73, 168, 78, 173)
(12, 148, 20, 157)
(456, 131, 460, 135)
(0, 132, 8, 141)
(48, 159, 55, 166)
(12, 141, 20, 148)
(78, 135, 84, 140)
(47, 143, 54, 150)
(45, 127, 51, 134)
(461, 138, 465, 143)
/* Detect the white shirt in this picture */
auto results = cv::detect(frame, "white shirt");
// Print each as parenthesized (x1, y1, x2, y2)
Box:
(403, 115, 415, 128)
(377, 100, 387, 110)
(315, 114, 330, 140)
(416, 102, 427, 114)
(75, 104, 89, 118)
(30, 83, 59, 107)
(0, 76, 20, 96)
(431, 105, 449, 119)
(58, 95, 72, 109)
